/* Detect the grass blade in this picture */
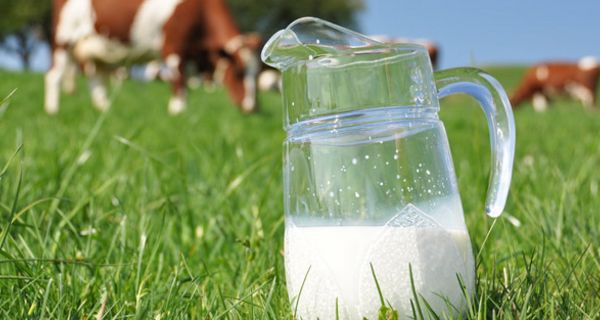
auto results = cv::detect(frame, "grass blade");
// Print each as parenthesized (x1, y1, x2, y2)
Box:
(293, 265, 311, 319)
(0, 164, 22, 252)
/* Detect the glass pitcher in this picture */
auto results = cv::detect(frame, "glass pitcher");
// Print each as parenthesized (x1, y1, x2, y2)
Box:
(261, 17, 515, 319)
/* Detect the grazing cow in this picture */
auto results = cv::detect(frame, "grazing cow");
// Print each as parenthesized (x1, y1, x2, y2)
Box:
(510, 57, 600, 111)
(370, 36, 440, 69)
(45, 0, 261, 115)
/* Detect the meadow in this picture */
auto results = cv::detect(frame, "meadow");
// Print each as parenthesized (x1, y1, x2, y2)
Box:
(0, 68, 598, 319)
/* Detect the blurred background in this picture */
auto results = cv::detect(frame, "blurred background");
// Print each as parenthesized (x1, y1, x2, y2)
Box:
(1, 0, 599, 71)
(0, 1, 599, 318)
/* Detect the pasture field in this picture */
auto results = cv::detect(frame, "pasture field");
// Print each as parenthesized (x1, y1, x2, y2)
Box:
(0, 68, 599, 319)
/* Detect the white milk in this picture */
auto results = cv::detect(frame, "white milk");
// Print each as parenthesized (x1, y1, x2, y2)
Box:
(284, 225, 475, 319)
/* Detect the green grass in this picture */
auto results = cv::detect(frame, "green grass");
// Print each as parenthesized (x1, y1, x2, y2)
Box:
(0, 68, 599, 319)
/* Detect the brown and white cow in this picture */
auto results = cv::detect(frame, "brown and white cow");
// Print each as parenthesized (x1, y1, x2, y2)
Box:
(45, 0, 261, 115)
(510, 57, 600, 111)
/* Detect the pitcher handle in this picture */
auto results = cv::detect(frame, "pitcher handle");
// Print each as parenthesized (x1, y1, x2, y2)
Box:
(434, 68, 516, 218)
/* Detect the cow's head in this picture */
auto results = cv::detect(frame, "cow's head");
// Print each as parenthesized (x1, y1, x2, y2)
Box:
(219, 33, 262, 113)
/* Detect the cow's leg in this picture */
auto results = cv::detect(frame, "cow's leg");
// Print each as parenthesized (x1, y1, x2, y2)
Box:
(161, 12, 188, 115)
(212, 58, 229, 86)
(61, 56, 77, 95)
(532, 93, 548, 112)
(85, 63, 111, 111)
(144, 60, 162, 81)
(44, 48, 69, 114)
(239, 48, 259, 113)
(567, 83, 594, 110)
(90, 73, 110, 111)
(168, 90, 186, 115)
(580, 89, 595, 109)
(165, 54, 187, 115)
(591, 75, 599, 108)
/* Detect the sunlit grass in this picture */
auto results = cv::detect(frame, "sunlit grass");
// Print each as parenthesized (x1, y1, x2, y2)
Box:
(0, 69, 598, 318)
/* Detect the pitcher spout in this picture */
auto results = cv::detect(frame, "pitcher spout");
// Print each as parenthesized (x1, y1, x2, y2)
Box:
(261, 17, 382, 70)
(261, 29, 301, 69)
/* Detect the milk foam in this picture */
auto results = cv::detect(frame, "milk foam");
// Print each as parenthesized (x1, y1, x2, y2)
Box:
(285, 225, 475, 319)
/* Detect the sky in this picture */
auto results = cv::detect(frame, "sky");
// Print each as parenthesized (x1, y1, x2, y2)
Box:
(358, 0, 600, 68)
(1, 0, 599, 71)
